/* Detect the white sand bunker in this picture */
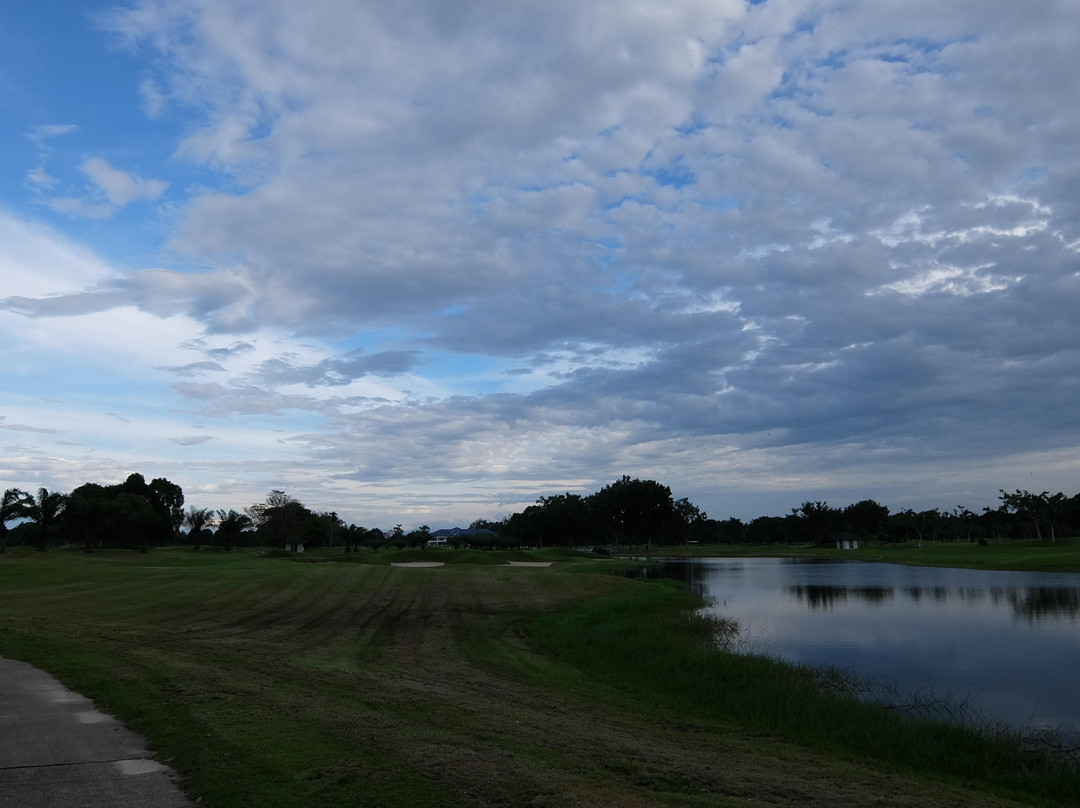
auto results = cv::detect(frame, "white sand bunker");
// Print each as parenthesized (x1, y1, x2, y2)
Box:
(505, 561, 553, 567)
(390, 561, 446, 567)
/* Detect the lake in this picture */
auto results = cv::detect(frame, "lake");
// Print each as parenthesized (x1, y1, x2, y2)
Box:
(634, 557, 1080, 740)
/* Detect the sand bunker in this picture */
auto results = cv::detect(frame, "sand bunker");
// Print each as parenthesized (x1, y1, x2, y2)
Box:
(390, 561, 446, 567)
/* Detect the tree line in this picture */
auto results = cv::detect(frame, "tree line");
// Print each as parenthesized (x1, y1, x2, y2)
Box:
(489, 483, 1080, 548)
(3, 473, 1079, 553)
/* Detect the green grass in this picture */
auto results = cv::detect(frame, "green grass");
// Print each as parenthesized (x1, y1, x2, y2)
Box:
(631, 537, 1080, 572)
(528, 581, 1079, 805)
(0, 548, 1075, 807)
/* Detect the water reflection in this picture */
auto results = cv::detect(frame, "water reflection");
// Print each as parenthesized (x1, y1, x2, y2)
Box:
(779, 581, 1080, 618)
(1002, 588, 1080, 620)
(787, 585, 893, 609)
(633, 557, 1080, 739)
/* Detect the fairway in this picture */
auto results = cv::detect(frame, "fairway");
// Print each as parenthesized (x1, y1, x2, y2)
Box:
(0, 549, 1070, 807)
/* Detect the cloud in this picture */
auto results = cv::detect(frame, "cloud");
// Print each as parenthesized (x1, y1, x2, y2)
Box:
(160, 361, 226, 376)
(4, 1, 1080, 525)
(25, 168, 59, 190)
(25, 124, 79, 145)
(0, 211, 115, 297)
(2, 266, 255, 332)
(170, 435, 213, 446)
(21, 140, 168, 219)
(254, 349, 425, 387)
(79, 157, 168, 206)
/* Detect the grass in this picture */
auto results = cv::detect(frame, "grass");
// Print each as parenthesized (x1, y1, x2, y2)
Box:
(528, 581, 1079, 805)
(630, 537, 1080, 572)
(0, 546, 1076, 807)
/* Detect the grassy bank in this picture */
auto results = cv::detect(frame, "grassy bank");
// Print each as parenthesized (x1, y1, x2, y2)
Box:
(529, 581, 1079, 805)
(0, 548, 1075, 807)
(629, 537, 1080, 572)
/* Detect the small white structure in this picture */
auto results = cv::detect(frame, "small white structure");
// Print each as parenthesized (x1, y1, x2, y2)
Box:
(425, 537, 448, 548)
(836, 538, 859, 550)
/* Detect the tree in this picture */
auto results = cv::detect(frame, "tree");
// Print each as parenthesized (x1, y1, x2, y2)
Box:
(118, 473, 182, 546)
(184, 506, 214, 550)
(148, 477, 186, 535)
(246, 489, 297, 527)
(342, 524, 367, 553)
(63, 483, 116, 553)
(843, 499, 889, 540)
(248, 491, 318, 551)
(506, 493, 590, 547)
(711, 517, 745, 544)
(316, 511, 344, 550)
(363, 527, 386, 550)
(744, 515, 789, 544)
(215, 510, 252, 552)
(113, 492, 159, 553)
(901, 509, 942, 545)
(999, 490, 1068, 542)
(794, 501, 842, 546)
(944, 506, 979, 542)
(25, 487, 66, 551)
(1, 488, 33, 553)
(673, 497, 708, 545)
(588, 477, 676, 551)
(979, 505, 1011, 542)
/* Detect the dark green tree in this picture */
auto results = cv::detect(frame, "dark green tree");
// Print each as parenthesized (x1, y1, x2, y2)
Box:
(793, 501, 842, 546)
(184, 506, 214, 550)
(215, 509, 252, 552)
(248, 491, 319, 551)
(26, 487, 66, 551)
(114, 492, 159, 553)
(588, 476, 676, 551)
(63, 483, 116, 553)
(843, 499, 889, 541)
(1, 488, 33, 553)
(314, 511, 345, 550)
(744, 514, 790, 544)
(999, 490, 1068, 542)
(121, 473, 183, 545)
(149, 477, 186, 535)
(673, 497, 708, 545)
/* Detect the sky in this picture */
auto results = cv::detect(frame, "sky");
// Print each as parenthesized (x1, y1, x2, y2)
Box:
(2, 0, 1079, 530)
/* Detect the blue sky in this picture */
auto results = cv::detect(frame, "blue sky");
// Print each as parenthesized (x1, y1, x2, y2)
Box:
(2, 0, 1080, 530)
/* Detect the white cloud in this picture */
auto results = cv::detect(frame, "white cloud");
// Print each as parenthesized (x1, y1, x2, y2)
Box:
(0, 210, 114, 297)
(3, 1, 1080, 525)
(25, 124, 80, 145)
(24, 168, 59, 189)
(79, 157, 168, 206)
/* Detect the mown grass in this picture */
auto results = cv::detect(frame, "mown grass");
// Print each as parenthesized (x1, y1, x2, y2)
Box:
(0, 547, 1075, 807)
(632, 537, 1080, 572)
(528, 580, 1080, 805)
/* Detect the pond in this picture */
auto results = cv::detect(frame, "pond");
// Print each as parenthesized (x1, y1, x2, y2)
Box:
(634, 557, 1080, 740)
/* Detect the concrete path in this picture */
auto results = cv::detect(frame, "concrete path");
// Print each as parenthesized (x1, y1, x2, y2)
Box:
(0, 655, 192, 808)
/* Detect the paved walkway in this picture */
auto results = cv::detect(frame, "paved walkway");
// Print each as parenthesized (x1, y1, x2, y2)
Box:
(0, 655, 192, 808)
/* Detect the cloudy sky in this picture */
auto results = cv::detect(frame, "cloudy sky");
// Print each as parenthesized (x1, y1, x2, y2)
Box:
(2, 1, 1079, 529)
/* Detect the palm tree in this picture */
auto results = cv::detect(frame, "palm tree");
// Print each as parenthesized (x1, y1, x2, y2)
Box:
(26, 488, 66, 551)
(1, 488, 32, 553)
(184, 506, 214, 551)
(215, 509, 252, 552)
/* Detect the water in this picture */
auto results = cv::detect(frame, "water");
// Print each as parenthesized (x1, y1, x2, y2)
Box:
(636, 557, 1080, 739)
